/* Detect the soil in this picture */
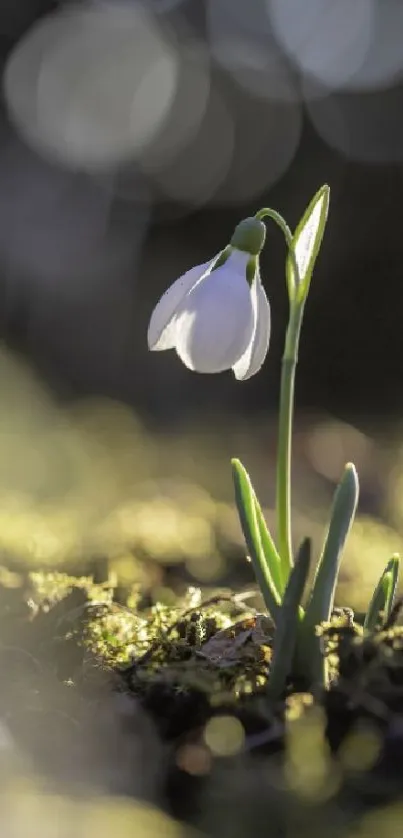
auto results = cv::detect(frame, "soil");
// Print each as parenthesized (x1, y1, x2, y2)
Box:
(1, 570, 403, 837)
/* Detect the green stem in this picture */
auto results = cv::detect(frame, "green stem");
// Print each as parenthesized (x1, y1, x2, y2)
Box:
(277, 304, 304, 577)
(255, 208, 300, 300)
(254, 207, 303, 581)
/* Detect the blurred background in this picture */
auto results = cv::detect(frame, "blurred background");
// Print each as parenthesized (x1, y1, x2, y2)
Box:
(0, 0, 401, 610)
(1, 1, 403, 828)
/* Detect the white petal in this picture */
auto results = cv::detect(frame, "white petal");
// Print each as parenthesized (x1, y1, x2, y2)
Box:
(233, 272, 270, 381)
(147, 259, 212, 350)
(223, 247, 251, 276)
(174, 254, 254, 373)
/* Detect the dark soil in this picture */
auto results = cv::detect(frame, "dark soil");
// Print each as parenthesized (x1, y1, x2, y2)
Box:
(2, 570, 403, 836)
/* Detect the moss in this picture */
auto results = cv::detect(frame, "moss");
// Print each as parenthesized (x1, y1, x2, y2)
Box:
(3, 568, 403, 817)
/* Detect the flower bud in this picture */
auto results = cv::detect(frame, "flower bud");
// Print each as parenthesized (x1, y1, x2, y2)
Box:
(230, 217, 266, 256)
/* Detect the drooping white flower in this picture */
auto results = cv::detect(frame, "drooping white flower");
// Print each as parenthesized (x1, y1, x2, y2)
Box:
(147, 233, 271, 380)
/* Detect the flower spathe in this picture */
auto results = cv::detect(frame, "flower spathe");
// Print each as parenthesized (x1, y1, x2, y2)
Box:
(147, 248, 271, 380)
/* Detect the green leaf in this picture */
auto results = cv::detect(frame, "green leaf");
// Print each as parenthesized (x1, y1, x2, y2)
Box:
(286, 185, 330, 303)
(232, 458, 281, 622)
(385, 554, 400, 622)
(364, 555, 400, 633)
(304, 463, 359, 630)
(364, 571, 391, 634)
(253, 491, 285, 595)
(267, 538, 311, 700)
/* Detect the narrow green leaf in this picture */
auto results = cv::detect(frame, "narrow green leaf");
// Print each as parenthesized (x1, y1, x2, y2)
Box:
(286, 185, 330, 303)
(302, 463, 359, 639)
(267, 538, 311, 700)
(253, 491, 285, 595)
(364, 571, 392, 634)
(232, 458, 281, 622)
(385, 554, 400, 622)
(364, 555, 400, 633)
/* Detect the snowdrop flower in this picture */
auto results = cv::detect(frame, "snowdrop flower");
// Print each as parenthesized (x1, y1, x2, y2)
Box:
(147, 217, 271, 380)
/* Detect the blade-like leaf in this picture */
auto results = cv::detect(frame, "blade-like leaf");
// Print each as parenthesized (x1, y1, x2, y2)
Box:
(267, 538, 311, 700)
(364, 571, 392, 634)
(385, 554, 400, 622)
(286, 185, 330, 303)
(232, 458, 281, 622)
(302, 463, 359, 640)
(364, 555, 400, 633)
(253, 491, 285, 595)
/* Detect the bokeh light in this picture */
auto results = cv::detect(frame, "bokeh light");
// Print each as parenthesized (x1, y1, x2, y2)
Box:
(303, 80, 403, 163)
(176, 742, 212, 776)
(0, 789, 186, 838)
(207, 0, 298, 103)
(338, 725, 381, 772)
(286, 706, 340, 801)
(268, 0, 374, 90)
(0, 141, 149, 295)
(4, 3, 179, 170)
(306, 420, 375, 484)
(204, 715, 245, 757)
(143, 82, 234, 205)
(3, 0, 304, 206)
(340, 0, 403, 92)
(139, 38, 211, 173)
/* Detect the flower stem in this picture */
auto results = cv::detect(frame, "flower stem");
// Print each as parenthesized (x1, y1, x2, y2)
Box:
(255, 208, 300, 300)
(277, 303, 304, 579)
(254, 207, 303, 583)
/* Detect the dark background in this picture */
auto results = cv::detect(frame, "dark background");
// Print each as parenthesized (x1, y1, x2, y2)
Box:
(0, 0, 402, 428)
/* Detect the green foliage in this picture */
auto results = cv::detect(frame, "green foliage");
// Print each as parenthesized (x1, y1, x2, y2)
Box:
(364, 555, 400, 633)
(232, 458, 281, 620)
(287, 184, 330, 304)
(267, 539, 311, 700)
(231, 188, 401, 696)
